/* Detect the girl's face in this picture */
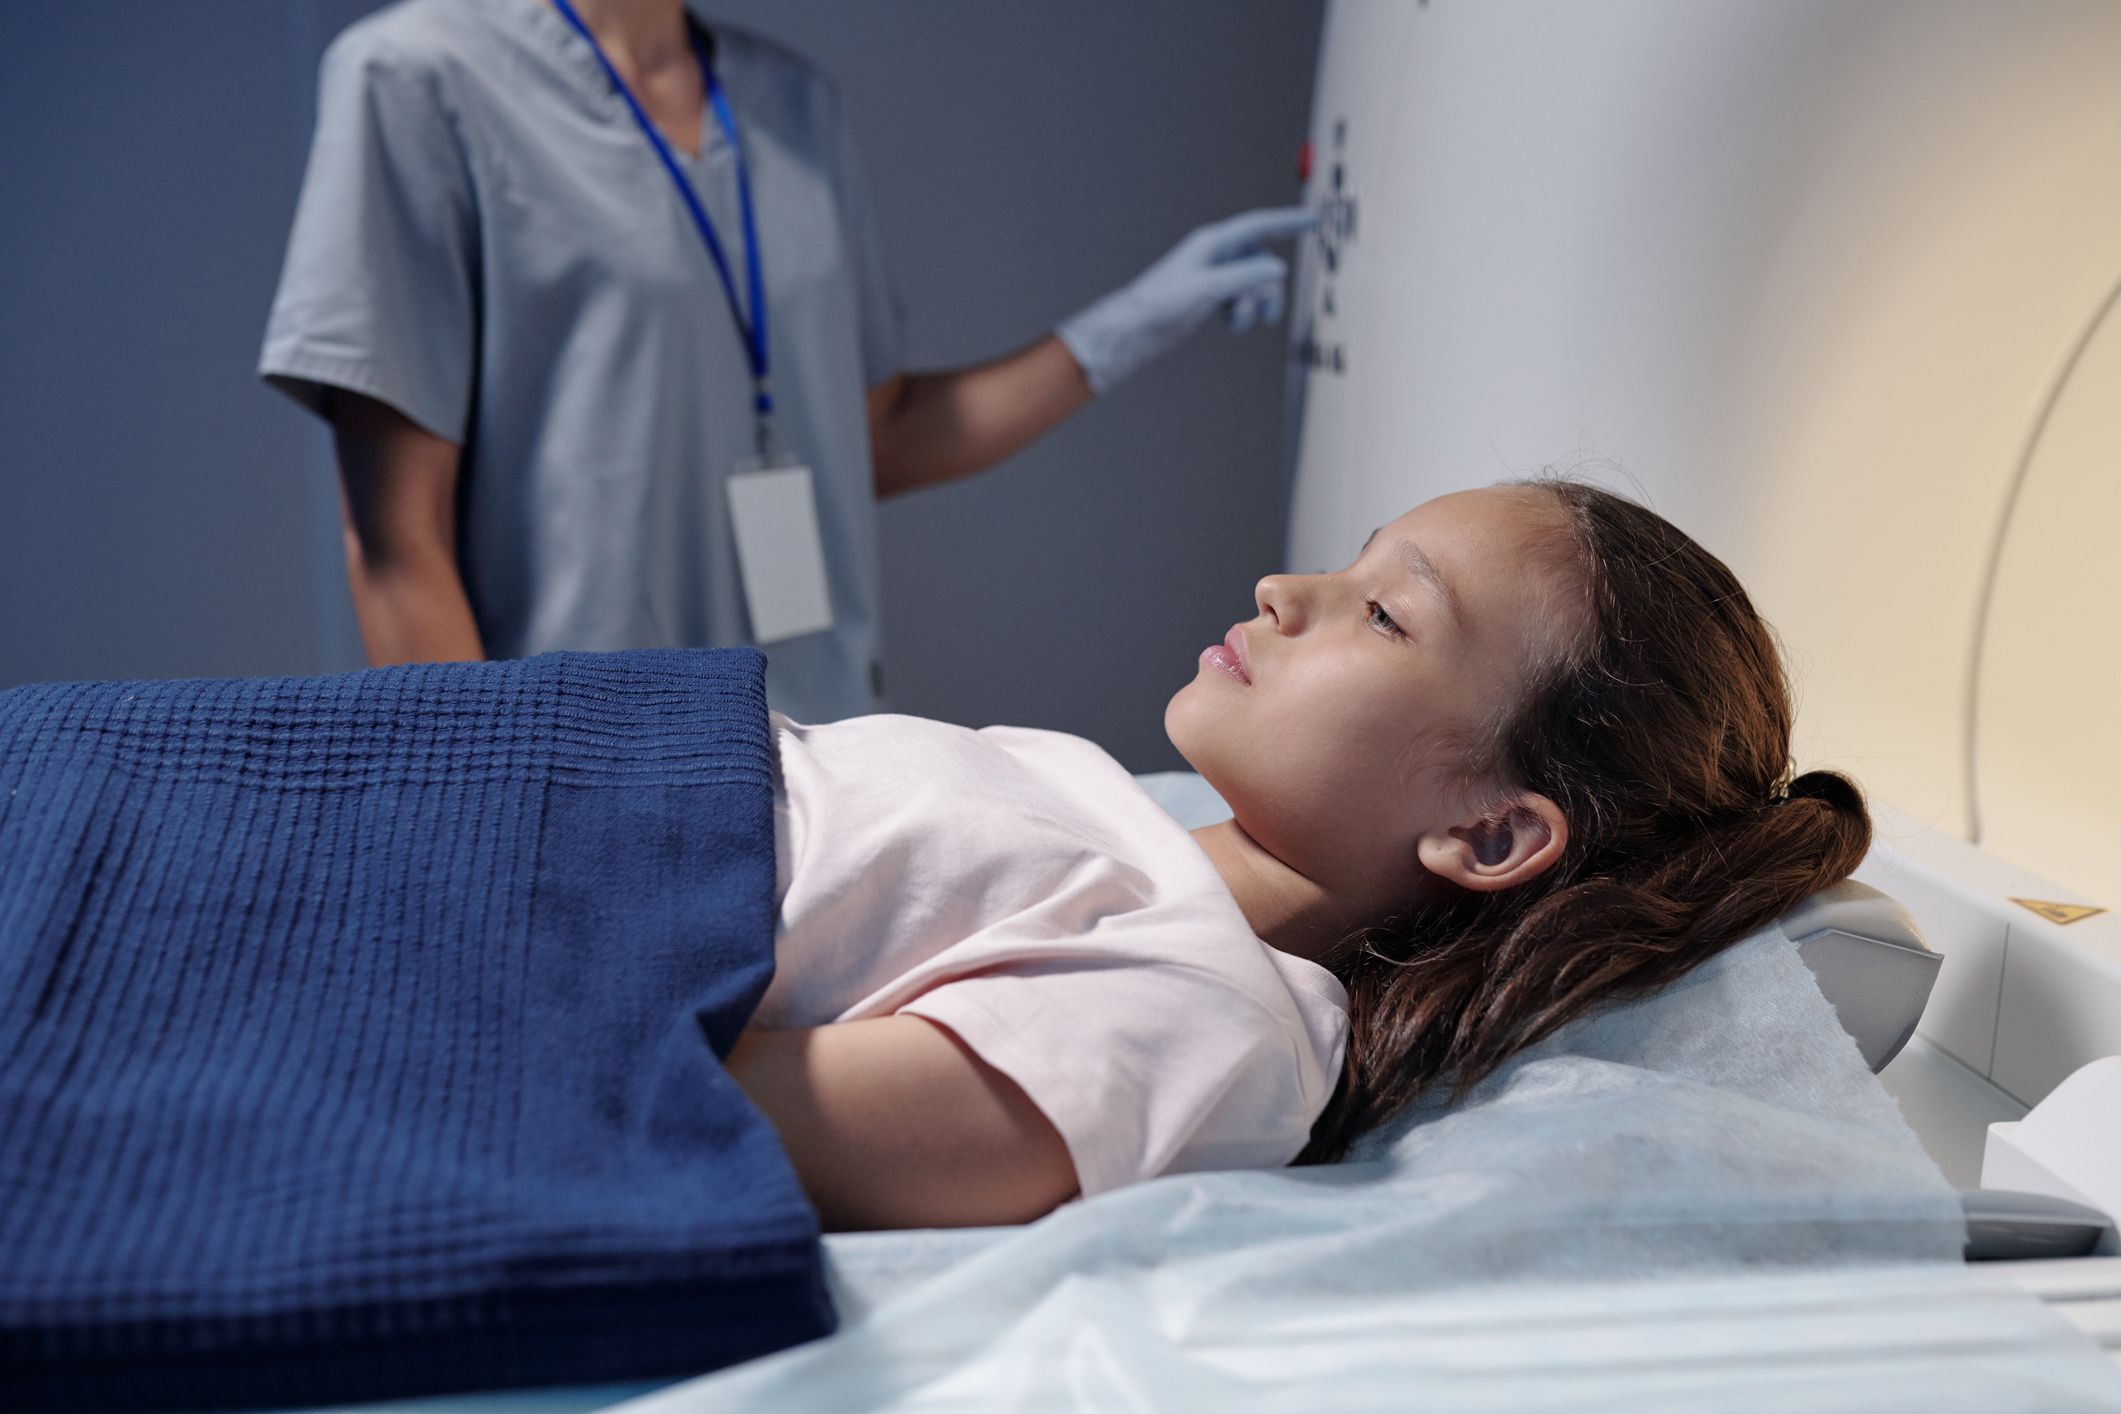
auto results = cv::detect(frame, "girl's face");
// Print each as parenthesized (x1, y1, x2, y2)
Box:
(1165, 487, 1581, 911)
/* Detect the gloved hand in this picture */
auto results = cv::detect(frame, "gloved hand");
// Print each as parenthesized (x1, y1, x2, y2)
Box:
(1056, 206, 1317, 394)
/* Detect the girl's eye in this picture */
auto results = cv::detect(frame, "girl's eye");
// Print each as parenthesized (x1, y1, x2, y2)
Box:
(1366, 600, 1403, 637)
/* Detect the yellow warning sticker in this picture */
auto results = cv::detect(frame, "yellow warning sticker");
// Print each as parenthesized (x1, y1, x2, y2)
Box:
(2009, 898, 2109, 926)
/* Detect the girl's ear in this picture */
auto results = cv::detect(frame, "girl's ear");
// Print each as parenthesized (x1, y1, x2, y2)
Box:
(1415, 794, 1568, 893)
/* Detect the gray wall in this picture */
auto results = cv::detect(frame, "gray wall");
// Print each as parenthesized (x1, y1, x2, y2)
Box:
(0, 0, 1321, 771)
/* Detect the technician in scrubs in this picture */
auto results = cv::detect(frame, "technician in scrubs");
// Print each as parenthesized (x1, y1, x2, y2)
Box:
(260, 0, 1309, 722)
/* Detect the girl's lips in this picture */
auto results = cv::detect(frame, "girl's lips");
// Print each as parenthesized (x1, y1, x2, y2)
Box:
(1201, 626, 1252, 685)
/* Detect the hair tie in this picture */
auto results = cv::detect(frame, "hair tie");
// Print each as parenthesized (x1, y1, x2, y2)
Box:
(1768, 770, 1794, 807)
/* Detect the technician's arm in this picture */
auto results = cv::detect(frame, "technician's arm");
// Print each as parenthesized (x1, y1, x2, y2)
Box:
(726, 1015, 1079, 1231)
(867, 206, 1316, 499)
(865, 338, 1092, 498)
(327, 389, 486, 667)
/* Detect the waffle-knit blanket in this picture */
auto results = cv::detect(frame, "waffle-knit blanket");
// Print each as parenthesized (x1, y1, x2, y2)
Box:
(0, 648, 826, 1412)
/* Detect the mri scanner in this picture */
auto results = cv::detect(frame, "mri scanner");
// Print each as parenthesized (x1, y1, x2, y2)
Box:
(1287, 0, 2121, 1204)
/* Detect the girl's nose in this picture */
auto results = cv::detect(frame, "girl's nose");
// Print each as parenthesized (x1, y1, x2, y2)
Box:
(1254, 574, 1309, 633)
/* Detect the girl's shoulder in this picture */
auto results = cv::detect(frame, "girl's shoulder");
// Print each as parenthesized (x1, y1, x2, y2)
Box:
(777, 712, 1218, 903)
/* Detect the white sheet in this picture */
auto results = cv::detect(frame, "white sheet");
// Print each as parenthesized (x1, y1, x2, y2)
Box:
(622, 1263, 2120, 1412)
(1130, 769, 1232, 829)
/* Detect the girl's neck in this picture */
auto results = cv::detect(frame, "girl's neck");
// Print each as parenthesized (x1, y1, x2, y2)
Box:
(1191, 819, 1375, 964)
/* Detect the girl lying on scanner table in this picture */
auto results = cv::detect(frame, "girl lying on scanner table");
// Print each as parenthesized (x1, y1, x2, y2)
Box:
(0, 481, 1870, 1240)
(724, 479, 1871, 1228)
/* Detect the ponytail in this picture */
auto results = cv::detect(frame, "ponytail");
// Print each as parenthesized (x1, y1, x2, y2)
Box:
(1299, 484, 1871, 1164)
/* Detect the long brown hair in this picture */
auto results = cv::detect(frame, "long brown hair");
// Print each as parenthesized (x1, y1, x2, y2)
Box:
(1298, 481, 1870, 1163)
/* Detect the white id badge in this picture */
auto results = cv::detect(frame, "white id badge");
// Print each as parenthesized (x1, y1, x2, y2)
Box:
(726, 461, 835, 644)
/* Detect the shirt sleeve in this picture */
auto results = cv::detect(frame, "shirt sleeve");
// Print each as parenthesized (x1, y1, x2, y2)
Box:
(258, 28, 479, 441)
(900, 955, 1341, 1198)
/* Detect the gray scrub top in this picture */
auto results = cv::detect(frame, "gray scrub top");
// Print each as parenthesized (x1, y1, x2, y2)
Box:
(261, 0, 903, 722)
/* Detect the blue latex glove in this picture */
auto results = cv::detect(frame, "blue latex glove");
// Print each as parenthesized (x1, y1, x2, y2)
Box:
(1057, 206, 1317, 394)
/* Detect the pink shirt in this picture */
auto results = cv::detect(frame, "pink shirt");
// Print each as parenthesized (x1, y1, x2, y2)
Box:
(756, 714, 1348, 1197)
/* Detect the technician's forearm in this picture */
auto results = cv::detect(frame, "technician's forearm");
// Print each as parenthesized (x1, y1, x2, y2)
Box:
(339, 513, 486, 667)
(867, 336, 1094, 498)
(328, 388, 485, 667)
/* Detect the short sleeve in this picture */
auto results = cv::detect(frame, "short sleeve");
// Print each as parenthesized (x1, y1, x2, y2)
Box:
(822, 91, 904, 390)
(901, 958, 1342, 1198)
(258, 29, 479, 441)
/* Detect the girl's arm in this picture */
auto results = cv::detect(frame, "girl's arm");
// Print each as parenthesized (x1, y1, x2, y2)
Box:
(726, 1015, 1078, 1231)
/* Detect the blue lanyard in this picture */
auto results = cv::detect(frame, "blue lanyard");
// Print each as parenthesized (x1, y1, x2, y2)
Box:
(550, 0, 774, 447)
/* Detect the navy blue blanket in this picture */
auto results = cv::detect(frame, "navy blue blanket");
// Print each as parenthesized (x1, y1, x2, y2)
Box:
(0, 649, 828, 1412)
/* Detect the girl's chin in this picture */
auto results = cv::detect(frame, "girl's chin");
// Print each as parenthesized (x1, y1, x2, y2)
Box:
(1162, 682, 1214, 750)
